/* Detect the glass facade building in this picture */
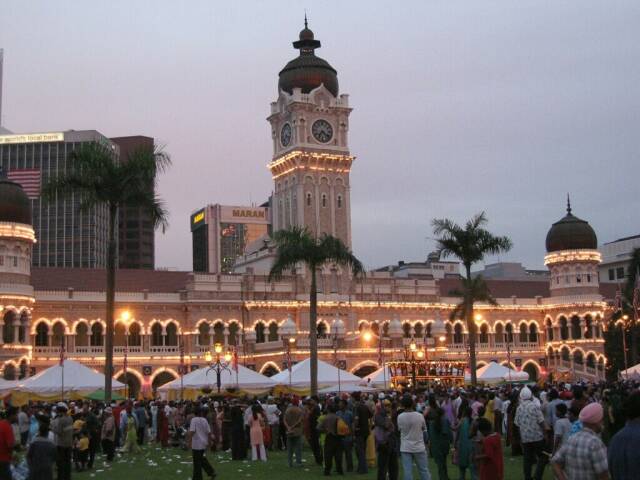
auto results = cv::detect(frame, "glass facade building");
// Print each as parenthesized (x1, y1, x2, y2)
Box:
(0, 130, 114, 268)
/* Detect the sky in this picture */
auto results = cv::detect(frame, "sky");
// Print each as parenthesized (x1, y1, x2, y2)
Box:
(1, 1, 639, 271)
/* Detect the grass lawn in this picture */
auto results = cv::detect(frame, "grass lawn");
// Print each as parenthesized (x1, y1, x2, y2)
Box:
(67, 443, 553, 480)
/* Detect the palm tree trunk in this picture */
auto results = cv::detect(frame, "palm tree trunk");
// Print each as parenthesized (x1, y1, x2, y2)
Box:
(465, 264, 478, 386)
(309, 265, 318, 396)
(104, 204, 118, 402)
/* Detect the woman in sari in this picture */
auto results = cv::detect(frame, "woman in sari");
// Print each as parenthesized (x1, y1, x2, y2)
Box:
(157, 405, 169, 447)
(455, 405, 473, 480)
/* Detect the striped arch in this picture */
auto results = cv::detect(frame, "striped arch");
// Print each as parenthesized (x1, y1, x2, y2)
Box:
(253, 318, 267, 328)
(522, 359, 541, 370)
(193, 318, 211, 332)
(570, 346, 586, 355)
(516, 319, 530, 328)
(597, 354, 607, 365)
(31, 317, 51, 334)
(113, 367, 144, 382)
(350, 360, 379, 374)
(478, 322, 491, 334)
(357, 320, 370, 330)
(259, 361, 281, 375)
(69, 318, 91, 334)
(149, 366, 180, 384)
(451, 320, 467, 333)
(50, 318, 70, 335)
(493, 320, 506, 329)
(500, 361, 517, 369)
(89, 319, 107, 330)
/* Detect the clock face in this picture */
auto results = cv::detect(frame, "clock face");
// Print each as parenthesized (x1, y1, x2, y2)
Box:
(280, 123, 292, 147)
(312, 119, 333, 143)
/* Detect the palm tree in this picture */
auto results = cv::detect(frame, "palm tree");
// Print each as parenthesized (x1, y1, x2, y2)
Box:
(624, 248, 640, 365)
(269, 227, 364, 396)
(42, 142, 170, 401)
(432, 212, 512, 385)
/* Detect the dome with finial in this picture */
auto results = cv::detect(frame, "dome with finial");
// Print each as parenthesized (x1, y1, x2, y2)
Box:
(0, 175, 32, 225)
(278, 17, 339, 97)
(545, 195, 597, 252)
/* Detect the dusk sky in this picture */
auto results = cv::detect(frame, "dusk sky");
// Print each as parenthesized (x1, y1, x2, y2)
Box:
(1, 1, 639, 271)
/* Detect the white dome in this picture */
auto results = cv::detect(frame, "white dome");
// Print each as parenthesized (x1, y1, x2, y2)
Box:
(388, 316, 403, 337)
(280, 314, 297, 337)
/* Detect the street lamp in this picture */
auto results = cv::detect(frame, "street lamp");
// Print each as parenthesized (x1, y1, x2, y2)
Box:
(363, 330, 373, 343)
(205, 342, 231, 393)
(120, 310, 131, 399)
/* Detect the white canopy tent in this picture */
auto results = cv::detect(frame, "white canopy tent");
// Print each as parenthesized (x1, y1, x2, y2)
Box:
(359, 366, 393, 389)
(0, 379, 18, 396)
(620, 363, 640, 379)
(464, 362, 529, 384)
(272, 358, 363, 391)
(13, 360, 125, 403)
(318, 383, 378, 394)
(158, 363, 276, 397)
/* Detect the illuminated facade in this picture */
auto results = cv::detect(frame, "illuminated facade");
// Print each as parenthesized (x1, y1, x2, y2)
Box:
(0, 24, 613, 396)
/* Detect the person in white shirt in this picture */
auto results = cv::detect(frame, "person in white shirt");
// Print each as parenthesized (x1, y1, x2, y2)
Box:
(188, 407, 216, 480)
(397, 395, 431, 480)
(264, 398, 280, 451)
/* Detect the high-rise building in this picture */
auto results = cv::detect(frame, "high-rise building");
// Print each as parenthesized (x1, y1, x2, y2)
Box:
(191, 204, 270, 273)
(599, 234, 640, 283)
(111, 136, 156, 269)
(268, 22, 353, 247)
(0, 130, 115, 268)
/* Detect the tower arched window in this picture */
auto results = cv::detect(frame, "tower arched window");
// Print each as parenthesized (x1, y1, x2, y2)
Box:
(52, 322, 65, 347)
(306, 193, 312, 207)
(151, 323, 163, 346)
(337, 195, 342, 208)
(317, 322, 327, 338)
(529, 324, 538, 343)
(114, 323, 127, 347)
(90, 323, 103, 347)
(321, 194, 327, 208)
(479, 324, 489, 344)
(268, 322, 279, 342)
(545, 319, 554, 341)
(228, 322, 239, 346)
(505, 323, 514, 343)
(255, 323, 266, 344)
(413, 322, 423, 338)
(35, 322, 49, 347)
(165, 323, 178, 346)
(519, 324, 528, 343)
(494, 324, 503, 343)
(129, 323, 141, 346)
(584, 315, 593, 339)
(76, 323, 88, 347)
(2, 311, 15, 344)
(213, 322, 225, 344)
(453, 324, 463, 344)
(198, 323, 210, 346)
(402, 323, 411, 338)
(559, 316, 569, 340)
(571, 315, 581, 340)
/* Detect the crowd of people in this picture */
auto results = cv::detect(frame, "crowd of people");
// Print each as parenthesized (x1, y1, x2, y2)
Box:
(0, 380, 639, 480)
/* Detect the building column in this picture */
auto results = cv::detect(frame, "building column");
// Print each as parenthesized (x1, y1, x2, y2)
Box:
(13, 324, 19, 344)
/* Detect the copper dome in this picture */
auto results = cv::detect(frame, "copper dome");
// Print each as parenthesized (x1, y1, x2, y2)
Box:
(278, 22, 339, 97)
(545, 199, 597, 252)
(0, 179, 32, 225)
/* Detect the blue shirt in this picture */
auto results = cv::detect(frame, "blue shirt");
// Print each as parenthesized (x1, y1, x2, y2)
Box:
(569, 420, 582, 436)
(609, 419, 640, 480)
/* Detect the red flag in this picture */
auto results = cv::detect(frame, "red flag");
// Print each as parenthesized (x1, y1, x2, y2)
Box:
(179, 339, 185, 375)
(232, 346, 238, 372)
(59, 338, 65, 366)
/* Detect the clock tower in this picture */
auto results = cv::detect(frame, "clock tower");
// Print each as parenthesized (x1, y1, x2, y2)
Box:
(268, 21, 354, 247)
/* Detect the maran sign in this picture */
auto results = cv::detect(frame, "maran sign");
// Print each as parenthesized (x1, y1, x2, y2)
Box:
(220, 206, 268, 224)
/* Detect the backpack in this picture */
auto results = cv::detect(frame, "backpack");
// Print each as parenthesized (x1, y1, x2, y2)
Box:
(337, 417, 351, 436)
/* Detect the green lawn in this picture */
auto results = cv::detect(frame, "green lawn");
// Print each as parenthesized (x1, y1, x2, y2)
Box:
(66, 442, 553, 480)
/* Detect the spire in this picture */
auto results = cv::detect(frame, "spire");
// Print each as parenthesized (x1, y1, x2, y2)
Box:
(304, 11, 308, 29)
(566, 193, 572, 215)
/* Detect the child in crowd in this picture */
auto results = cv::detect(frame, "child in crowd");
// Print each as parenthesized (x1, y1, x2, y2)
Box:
(553, 403, 571, 453)
(476, 418, 503, 480)
(74, 429, 90, 471)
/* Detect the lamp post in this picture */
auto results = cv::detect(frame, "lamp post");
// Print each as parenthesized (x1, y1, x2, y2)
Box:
(363, 327, 385, 390)
(284, 336, 296, 388)
(205, 343, 232, 394)
(280, 314, 297, 389)
(408, 338, 418, 388)
(120, 310, 131, 399)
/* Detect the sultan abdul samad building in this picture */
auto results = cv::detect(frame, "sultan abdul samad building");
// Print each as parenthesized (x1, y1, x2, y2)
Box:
(0, 24, 614, 397)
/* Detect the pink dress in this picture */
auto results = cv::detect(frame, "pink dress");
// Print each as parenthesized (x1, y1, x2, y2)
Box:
(249, 415, 264, 446)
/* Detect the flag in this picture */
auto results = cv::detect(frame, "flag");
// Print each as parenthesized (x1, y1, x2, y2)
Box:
(179, 339, 185, 375)
(232, 346, 238, 372)
(7, 169, 41, 199)
(123, 348, 128, 374)
(59, 338, 65, 366)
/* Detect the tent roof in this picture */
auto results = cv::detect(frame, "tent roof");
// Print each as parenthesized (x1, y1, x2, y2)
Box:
(464, 362, 529, 384)
(159, 364, 275, 391)
(620, 363, 640, 378)
(359, 366, 393, 387)
(271, 358, 362, 387)
(16, 360, 124, 393)
(318, 384, 377, 394)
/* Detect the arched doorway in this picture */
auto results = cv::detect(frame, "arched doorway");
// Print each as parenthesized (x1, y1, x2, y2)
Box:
(523, 363, 539, 382)
(261, 364, 279, 377)
(352, 364, 377, 378)
(3, 363, 16, 381)
(117, 372, 142, 399)
(152, 371, 176, 393)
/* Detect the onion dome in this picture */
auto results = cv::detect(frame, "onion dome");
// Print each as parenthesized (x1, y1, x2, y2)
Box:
(0, 177, 31, 225)
(278, 18, 339, 97)
(545, 196, 597, 252)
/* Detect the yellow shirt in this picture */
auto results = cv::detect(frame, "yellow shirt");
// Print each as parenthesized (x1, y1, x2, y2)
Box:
(77, 437, 89, 451)
(73, 419, 85, 432)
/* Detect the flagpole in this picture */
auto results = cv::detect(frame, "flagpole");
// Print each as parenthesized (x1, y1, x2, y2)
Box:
(179, 336, 184, 401)
(60, 337, 65, 401)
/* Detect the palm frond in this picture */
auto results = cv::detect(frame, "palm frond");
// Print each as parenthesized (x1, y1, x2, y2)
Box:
(317, 234, 365, 277)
